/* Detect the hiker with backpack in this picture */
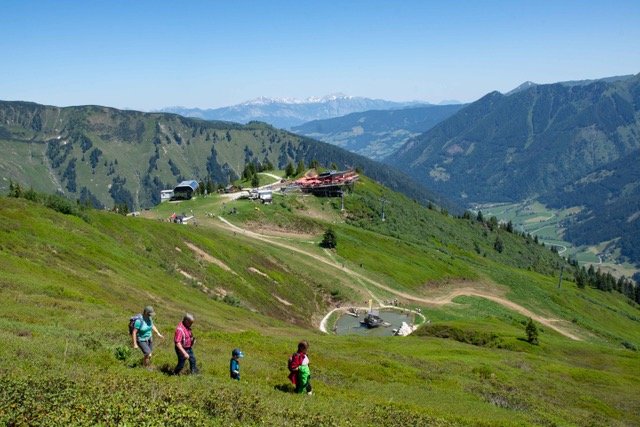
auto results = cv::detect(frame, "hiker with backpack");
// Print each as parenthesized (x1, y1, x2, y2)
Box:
(288, 340, 312, 395)
(174, 313, 199, 375)
(131, 306, 164, 368)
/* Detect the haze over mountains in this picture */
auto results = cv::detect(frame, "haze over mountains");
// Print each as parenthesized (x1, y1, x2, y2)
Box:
(387, 73, 640, 202)
(158, 94, 428, 129)
(291, 104, 464, 160)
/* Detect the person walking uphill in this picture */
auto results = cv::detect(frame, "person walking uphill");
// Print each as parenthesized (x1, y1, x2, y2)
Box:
(229, 348, 244, 381)
(131, 306, 164, 368)
(288, 340, 312, 395)
(174, 313, 199, 375)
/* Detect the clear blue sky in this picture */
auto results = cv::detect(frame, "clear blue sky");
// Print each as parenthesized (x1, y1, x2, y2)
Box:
(1, 0, 639, 110)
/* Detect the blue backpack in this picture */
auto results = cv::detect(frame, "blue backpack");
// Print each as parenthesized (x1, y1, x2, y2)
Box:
(128, 313, 143, 335)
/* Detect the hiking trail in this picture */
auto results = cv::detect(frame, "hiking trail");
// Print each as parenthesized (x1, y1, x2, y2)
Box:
(215, 216, 582, 341)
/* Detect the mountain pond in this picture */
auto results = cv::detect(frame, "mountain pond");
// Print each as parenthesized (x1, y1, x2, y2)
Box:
(333, 309, 418, 337)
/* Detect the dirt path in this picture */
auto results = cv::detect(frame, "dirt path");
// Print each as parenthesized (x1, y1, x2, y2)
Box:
(259, 172, 282, 181)
(216, 216, 582, 340)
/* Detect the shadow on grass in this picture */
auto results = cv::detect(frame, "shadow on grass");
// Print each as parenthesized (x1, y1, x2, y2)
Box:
(274, 383, 295, 393)
(158, 363, 175, 375)
(516, 337, 538, 345)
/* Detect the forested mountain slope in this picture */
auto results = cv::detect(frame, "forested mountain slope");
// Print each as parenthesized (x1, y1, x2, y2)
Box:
(0, 101, 447, 210)
(386, 74, 640, 266)
(387, 74, 640, 203)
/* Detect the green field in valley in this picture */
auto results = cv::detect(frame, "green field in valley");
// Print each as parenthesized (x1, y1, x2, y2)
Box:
(477, 200, 639, 280)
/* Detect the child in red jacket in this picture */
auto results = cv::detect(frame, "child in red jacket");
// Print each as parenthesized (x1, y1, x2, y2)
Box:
(288, 340, 312, 394)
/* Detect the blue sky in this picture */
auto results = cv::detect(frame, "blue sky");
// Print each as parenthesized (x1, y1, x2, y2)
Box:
(1, 0, 639, 110)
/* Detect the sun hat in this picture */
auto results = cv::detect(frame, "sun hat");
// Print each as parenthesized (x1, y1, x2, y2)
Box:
(232, 348, 244, 358)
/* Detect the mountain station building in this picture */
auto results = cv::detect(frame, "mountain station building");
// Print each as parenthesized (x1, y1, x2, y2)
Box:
(171, 180, 199, 201)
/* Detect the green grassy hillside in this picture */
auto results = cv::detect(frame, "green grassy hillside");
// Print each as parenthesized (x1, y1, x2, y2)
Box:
(1, 177, 639, 426)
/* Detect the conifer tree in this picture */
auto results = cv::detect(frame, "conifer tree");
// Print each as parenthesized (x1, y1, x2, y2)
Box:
(320, 228, 337, 249)
(285, 161, 295, 177)
(525, 318, 539, 345)
(575, 268, 587, 289)
(493, 236, 504, 253)
(488, 216, 498, 231)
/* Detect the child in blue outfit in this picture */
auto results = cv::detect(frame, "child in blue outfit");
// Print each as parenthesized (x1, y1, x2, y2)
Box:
(230, 348, 244, 380)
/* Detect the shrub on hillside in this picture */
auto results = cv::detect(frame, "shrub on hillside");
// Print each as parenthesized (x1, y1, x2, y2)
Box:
(113, 345, 132, 361)
(223, 295, 241, 307)
(320, 228, 337, 249)
(416, 324, 503, 348)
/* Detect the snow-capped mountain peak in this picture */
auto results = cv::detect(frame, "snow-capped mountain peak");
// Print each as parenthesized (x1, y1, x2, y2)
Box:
(242, 93, 354, 106)
(159, 95, 428, 128)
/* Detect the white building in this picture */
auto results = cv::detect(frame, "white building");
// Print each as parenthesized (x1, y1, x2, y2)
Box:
(160, 189, 174, 202)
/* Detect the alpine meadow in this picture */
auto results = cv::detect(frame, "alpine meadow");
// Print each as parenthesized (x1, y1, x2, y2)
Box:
(2, 2, 640, 426)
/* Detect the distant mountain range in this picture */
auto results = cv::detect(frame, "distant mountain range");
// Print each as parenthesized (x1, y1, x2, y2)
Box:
(158, 94, 428, 129)
(291, 104, 464, 160)
(0, 100, 449, 211)
(386, 73, 640, 265)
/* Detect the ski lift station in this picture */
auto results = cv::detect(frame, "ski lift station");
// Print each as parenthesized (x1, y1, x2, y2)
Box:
(160, 180, 199, 202)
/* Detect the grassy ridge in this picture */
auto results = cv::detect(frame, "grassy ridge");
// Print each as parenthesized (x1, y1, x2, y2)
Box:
(1, 183, 640, 425)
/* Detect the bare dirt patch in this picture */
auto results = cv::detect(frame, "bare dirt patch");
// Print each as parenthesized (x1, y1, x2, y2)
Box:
(273, 294, 293, 306)
(248, 267, 273, 280)
(179, 269, 196, 281)
(245, 222, 317, 240)
(184, 241, 234, 273)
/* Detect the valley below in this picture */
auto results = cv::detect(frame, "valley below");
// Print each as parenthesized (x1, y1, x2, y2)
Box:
(477, 200, 640, 281)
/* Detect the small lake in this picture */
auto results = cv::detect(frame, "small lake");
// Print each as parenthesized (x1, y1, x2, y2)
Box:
(333, 309, 417, 337)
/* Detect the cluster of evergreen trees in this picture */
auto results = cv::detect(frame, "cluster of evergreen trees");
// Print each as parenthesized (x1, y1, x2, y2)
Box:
(465, 210, 545, 254)
(470, 210, 639, 304)
(574, 264, 640, 304)
(241, 160, 274, 187)
(193, 177, 224, 196)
